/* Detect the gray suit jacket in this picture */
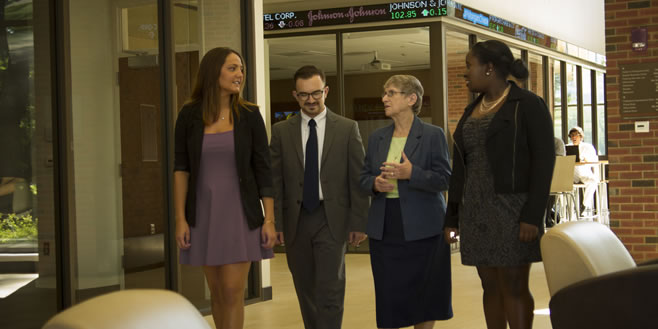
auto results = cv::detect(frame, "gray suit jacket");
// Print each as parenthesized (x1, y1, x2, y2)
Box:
(270, 109, 368, 244)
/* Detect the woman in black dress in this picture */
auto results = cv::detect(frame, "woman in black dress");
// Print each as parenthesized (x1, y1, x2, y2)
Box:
(444, 40, 554, 329)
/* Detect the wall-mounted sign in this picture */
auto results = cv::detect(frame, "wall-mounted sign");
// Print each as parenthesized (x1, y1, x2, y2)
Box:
(449, 3, 557, 50)
(620, 62, 658, 119)
(631, 27, 648, 52)
(264, 1, 448, 31)
(264, 0, 600, 65)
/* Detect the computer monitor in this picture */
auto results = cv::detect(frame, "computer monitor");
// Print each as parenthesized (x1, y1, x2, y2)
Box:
(565, 145, 580, 162)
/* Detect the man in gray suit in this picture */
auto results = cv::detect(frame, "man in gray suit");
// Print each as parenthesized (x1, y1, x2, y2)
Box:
(270, 65, 368, 329)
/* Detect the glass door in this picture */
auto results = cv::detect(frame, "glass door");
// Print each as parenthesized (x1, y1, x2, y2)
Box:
(343, 27, 432, 143)
(65, 0, 167, 302)
(116, 1, 167, 291)
(342, 27, 431, 253)
(0, 1, 59, 328)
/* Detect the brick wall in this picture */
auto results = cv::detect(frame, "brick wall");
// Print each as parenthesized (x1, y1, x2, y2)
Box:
(447, 63, 470, 136)
(605, 0, 658, 261)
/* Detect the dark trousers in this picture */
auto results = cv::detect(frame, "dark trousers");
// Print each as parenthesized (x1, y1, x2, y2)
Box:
(286, 203, 346, 329)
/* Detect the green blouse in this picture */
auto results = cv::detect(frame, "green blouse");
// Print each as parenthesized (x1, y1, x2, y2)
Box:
(386, 137, 407, 199)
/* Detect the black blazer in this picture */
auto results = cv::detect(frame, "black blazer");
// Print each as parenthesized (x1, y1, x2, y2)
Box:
(446, 82, 555, 228)
(174, 102, 273, 229)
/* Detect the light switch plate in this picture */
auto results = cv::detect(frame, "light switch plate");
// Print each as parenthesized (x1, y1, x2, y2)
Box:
(635, 121, 650, 133)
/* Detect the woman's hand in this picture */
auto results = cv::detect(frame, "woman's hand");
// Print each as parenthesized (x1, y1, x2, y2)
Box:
(381, 152, 413, 180)
(519, 222, 539, 242)
(373, 173, 395, 192)
(444, 227, 460, 244)
(176, 220, 191, 250)
(261, 220, 277, 249)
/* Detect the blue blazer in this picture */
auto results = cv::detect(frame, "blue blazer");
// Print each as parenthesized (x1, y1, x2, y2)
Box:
(359, 116, 451, 241)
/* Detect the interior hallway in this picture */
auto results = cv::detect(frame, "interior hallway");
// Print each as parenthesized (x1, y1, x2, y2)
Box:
(206, 252, 553, 329)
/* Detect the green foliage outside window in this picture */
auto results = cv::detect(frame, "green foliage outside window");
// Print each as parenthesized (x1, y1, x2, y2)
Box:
(0, 212, 37, 243)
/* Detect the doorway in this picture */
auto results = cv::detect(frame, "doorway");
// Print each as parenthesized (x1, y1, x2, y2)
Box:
(118, 51, 198, 289)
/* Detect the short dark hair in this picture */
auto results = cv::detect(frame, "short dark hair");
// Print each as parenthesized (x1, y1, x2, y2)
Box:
(471, 40, 529, 81)
(293, 65, 326, 86)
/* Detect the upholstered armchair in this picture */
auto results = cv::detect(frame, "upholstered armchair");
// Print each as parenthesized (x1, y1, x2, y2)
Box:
(42, 289, 211, 329)
(540, 221, 658, 329)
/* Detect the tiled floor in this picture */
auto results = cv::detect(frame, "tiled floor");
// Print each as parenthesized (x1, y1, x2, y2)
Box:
(206, 252, 553, 329)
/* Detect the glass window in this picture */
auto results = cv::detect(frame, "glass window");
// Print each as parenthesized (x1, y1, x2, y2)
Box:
(566, 63, 578, 132)
(170, 0, 206, 310)
(596, 71, 606, 155)
(174, 0, 266, 309)
(342, 27, 431, 142)
(68, 0, 167, 304)
(552, 60, 562, 139)
(478, 37, 523, 86)
(446, 31, 470, 136)
(0, 1, 58, 327)
(528, 53, 544, 97)
(507, 46, 523, 86)
(342, 27, 430, 253)
(582, 68, 593, 145)
(268, 34, 337, 124)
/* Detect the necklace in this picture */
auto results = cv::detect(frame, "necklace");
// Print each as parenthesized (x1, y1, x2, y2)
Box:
(479, 85, 511, 114)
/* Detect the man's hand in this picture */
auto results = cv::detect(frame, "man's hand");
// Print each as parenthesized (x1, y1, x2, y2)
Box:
(276, 232, 285, 246)
(348, 232, 367, 247)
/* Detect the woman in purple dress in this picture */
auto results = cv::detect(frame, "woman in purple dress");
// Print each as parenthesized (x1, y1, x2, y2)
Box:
(174, 47, 277, 329)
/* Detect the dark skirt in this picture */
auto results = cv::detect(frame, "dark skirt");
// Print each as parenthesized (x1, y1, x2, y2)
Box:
(369, 198, 453, 328)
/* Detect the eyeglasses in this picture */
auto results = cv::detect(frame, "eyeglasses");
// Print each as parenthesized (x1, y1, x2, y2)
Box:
(296, 89, 325, 100)
(382, 90, 406, 98)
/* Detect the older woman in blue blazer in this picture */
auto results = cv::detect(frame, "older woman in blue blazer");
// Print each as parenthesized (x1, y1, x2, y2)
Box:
(360, 75, 453, 329)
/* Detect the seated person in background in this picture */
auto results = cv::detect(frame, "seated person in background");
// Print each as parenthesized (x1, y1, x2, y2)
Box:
(567, 126, 599, 215)
(554, 137, 566, 156)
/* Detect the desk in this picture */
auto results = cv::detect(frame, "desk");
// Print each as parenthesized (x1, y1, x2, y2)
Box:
(574, 161, 609, 225)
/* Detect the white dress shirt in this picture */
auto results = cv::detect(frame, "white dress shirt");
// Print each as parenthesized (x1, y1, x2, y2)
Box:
(568, 141, 599, 209)
(569, 141, 599, 180)
(300, 108, 327, 200)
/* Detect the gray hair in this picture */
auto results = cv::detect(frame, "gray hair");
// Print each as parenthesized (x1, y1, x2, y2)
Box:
(384, 75, 424, 114)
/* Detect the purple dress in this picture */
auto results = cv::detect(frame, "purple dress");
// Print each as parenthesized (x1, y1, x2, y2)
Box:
(180, 131, 274, 266)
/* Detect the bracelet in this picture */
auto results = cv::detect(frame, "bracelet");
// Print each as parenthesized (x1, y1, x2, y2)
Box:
(264, 219, 275, 224)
